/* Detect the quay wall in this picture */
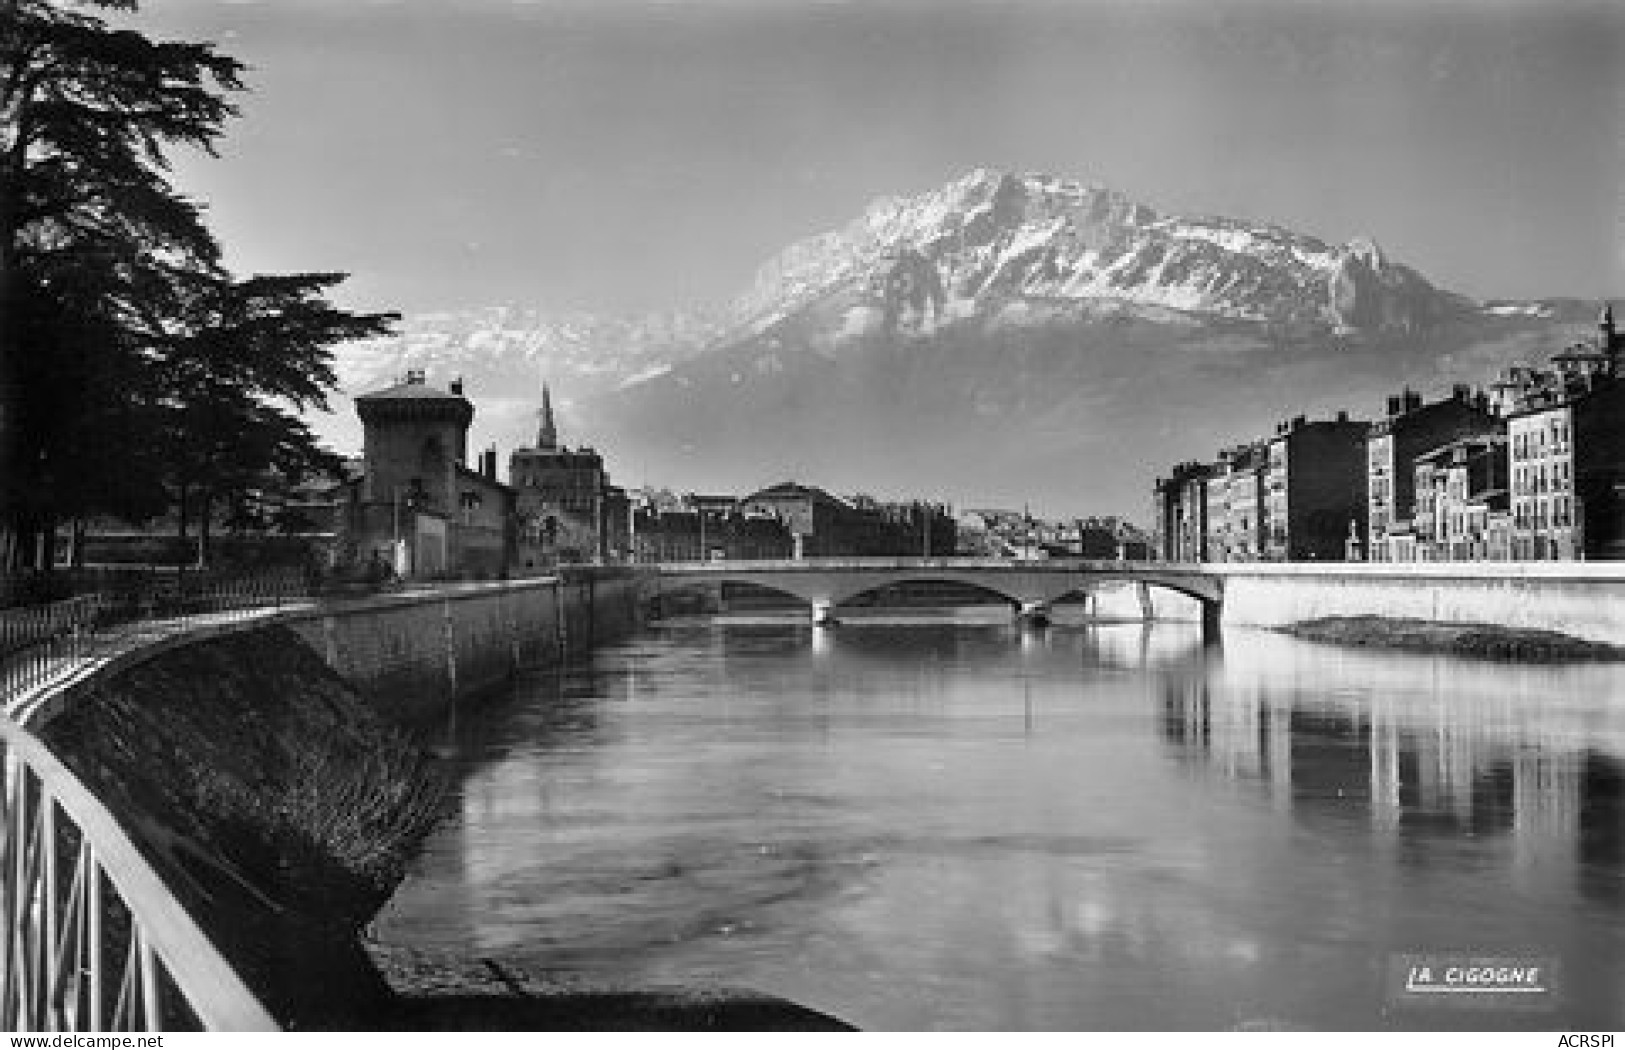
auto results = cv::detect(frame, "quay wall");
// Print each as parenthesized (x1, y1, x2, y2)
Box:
(1205, 562, 1625, 645)
(280, 568, 641, 721)
(26, 567, 648, 1028)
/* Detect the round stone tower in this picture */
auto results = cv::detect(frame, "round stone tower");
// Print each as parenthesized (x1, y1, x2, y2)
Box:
(354, 370, 474, 514)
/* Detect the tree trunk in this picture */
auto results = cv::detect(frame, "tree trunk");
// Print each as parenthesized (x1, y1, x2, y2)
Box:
(10, 516, 37, 572)
(0, 168, 17, 567)
(176, 483, 190, 568)
(39, 518, 56, 571)
(67, 519, 86, 568)
(197, 491, 212, 568)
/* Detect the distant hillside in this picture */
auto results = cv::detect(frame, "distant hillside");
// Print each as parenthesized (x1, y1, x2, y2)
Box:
(323, 169, 1603, 518)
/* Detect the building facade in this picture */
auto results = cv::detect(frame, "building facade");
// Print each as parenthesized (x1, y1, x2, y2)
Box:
(1263, 413, 1368, 561)
(1205, 443, 1267, 563)
(1153, 462, 1213, 562)
(632, 505, 793, 563)
(1503, 308, 1625, 559)
(1366, 386, 1499, 562)
(507, 386, 630, 568)
(1413, 434, 1509, 562)
(740, 483, 956, 559)
(346, 371, 516, 577)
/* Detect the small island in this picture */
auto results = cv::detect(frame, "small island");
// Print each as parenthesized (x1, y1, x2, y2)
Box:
(1279, 615, 1625, 662)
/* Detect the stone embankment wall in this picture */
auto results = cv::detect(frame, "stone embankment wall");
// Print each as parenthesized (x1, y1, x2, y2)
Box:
(1206, 563, 1625, 646)
(282, 569, 641, 720)
(33, 567, 647, 1028)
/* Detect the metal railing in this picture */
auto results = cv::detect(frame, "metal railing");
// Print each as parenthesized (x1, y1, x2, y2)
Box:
(0, 570, 316, 701)
(0, 570, 295, 1031)
(0, 718, 277, 1030)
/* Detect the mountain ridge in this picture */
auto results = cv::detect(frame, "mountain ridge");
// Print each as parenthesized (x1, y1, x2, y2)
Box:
(322, 168, 1601, 518)
(723, 168, 1471, 342)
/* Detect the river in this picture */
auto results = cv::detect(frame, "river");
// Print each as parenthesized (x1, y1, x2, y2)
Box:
(373, 610, 1625, 1030)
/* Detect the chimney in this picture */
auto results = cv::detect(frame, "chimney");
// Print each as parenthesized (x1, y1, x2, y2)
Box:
(1336, 410, 1349, 423)
(1386, 395, 1402, 416)
(1451, 383, 1470, 402)
(1293, 414, 1306, 428)
(1404, 389, 1422, 412)
(450, 376, 464, 395)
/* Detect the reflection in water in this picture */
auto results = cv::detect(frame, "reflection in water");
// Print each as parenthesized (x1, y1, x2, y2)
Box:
(1156, 641, 1625, 872)
(376, 617, 1625, 1031)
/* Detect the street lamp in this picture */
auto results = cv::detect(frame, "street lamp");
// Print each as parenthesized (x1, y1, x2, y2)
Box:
(392, 485, 405, 575)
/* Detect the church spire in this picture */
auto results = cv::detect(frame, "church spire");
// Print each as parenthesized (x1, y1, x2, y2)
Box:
(1602, 303, 1620, 375)
(538, 384, 558, 450)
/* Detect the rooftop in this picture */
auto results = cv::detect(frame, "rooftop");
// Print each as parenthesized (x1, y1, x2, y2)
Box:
(746, 481, 849, 508)
(356, 369, 470, 402)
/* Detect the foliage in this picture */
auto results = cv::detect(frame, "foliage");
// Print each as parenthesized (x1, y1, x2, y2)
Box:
(0, 2, 395, 567)
(154, 272, 393, 558)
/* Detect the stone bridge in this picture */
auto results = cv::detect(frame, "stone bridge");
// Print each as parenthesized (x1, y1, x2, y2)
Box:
(650, 558, 1223, 640)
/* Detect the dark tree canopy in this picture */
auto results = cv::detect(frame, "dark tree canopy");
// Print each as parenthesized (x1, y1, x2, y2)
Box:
(158, 273, 394, 562)
(0, 2, 396, 568)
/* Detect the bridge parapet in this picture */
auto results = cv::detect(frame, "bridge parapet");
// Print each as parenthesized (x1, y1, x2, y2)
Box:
(652, 557, 1224, 633)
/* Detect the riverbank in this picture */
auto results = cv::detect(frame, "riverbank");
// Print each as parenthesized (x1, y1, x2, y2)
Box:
(26, 571, 860, 1031)
(40, 620, 853, 1030)
(37, 627, 446, 1026)
(1278, 615, 1625, 661)
(366, 943, 854, 1030)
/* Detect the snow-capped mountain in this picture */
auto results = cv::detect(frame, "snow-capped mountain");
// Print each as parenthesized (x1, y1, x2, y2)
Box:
(335, 304, 724, 399)
(721, 168, 1470, 343)
(339, 169, 1472, 401)
(323, 168, 1599, 517)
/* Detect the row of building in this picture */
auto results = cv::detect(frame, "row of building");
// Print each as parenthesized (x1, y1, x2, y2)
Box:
(631, 486, 955, 564)
(1153, 304, 1625, 563)
(344, 375, 628, 575)
(955, 510, 1152, 560)
(339, 372, 957, 578)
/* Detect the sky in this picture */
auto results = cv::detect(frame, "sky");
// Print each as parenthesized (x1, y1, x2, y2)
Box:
(135, 0, 1625, 322)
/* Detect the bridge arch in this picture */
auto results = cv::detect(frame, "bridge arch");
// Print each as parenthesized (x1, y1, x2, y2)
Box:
(649, 561, 1223, 639)
(820, 573, 1044, 610)
(650, 575, 813, 610)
